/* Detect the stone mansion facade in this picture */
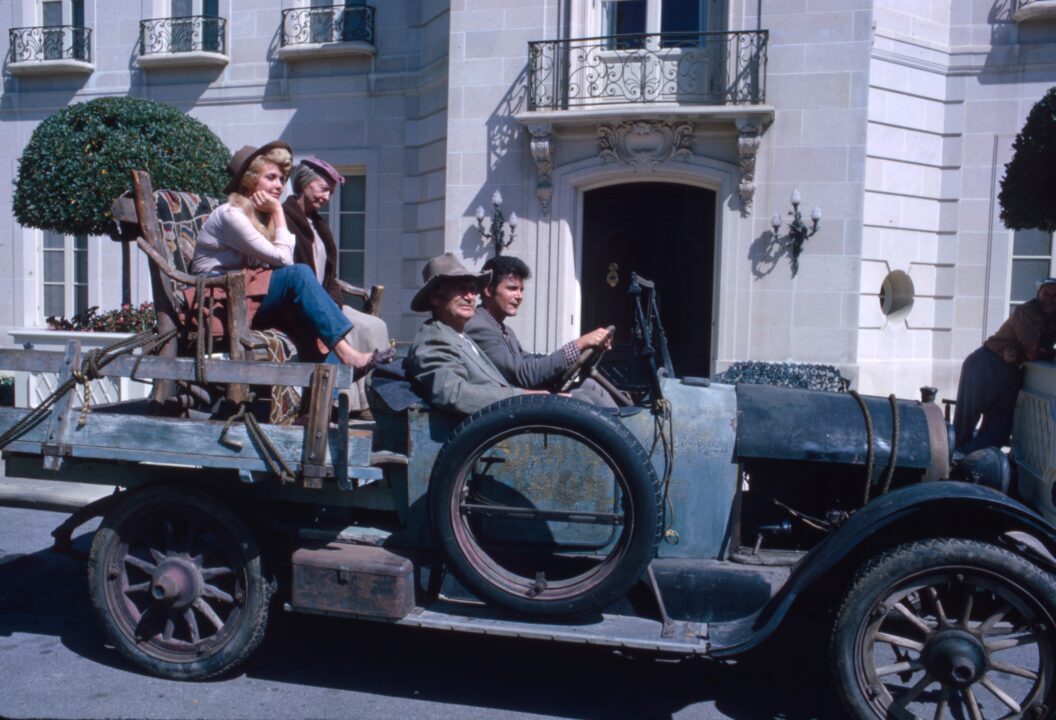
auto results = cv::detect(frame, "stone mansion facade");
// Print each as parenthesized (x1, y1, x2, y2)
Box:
(1, 0, 1055, 402)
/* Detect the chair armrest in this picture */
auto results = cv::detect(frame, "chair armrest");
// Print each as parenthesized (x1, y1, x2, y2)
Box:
(334, 279, 384, 317)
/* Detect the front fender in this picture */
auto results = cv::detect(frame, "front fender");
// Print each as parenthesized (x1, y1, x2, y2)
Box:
(709, 481, 1056, 657)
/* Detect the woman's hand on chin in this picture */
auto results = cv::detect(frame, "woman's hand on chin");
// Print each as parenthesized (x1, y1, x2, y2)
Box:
(251, 190, 282, 216)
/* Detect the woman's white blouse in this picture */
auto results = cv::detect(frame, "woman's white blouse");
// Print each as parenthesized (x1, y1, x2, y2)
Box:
(191, 203, 296, 274)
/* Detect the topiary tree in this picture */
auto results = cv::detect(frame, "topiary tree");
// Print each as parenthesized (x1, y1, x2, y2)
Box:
(999, 86, 1056, 232)
(14, 96, 229, 236)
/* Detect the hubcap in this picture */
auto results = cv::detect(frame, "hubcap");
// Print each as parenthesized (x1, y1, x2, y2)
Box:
(921, 629, 987, 688)
(150, 557, 203, 610)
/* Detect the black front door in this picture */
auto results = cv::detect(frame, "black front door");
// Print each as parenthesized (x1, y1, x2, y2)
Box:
(581, 182, 715, 379)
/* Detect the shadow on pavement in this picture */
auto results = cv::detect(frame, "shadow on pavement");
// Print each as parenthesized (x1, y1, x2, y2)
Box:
(0, 529, 841, 720)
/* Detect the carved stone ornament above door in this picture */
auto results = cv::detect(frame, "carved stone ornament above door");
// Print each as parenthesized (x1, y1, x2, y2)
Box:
(596, 120, 694, 173)
(527, 123, 554, 215)
(736, 117, 762, 217)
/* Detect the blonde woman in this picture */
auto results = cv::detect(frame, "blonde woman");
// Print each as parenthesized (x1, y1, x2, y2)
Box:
(191, 141, 378, 375)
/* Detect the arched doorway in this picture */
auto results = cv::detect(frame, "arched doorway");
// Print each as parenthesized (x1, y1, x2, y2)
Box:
(581, 182, 716, 379)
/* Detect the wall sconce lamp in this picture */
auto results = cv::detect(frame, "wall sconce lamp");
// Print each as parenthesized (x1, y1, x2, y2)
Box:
(475, 190, 519, 256)
(771, 189, 821, 275)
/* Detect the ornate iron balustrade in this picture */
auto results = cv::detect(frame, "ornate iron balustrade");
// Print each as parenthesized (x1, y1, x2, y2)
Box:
(8, 25, 91, 63)
(281, 4, 375, 46)
(140, 16, 226, 56)
(527, 30, 767, 111)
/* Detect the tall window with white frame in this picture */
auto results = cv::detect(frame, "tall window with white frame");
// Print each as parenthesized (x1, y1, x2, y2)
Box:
(317, 174, 367, 307)
(1010, 228, 1055, 316)
(169, 0, 219, 53)
(42, 0, 85, 60)
(42, 231, 88, 321)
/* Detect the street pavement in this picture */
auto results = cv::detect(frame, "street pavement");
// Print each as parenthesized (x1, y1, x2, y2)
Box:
(0, 482, 836, 720)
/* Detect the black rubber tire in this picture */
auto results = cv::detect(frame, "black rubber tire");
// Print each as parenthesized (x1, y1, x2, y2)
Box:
(830, 537, 1056, 720)
(429, 394, 661, 617)
(88, 484, 271, 680)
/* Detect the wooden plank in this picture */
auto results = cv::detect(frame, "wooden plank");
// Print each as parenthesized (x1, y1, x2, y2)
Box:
(0, 407, 380, 481)
(302, 365, 337, 488)
(0, 349, 355, 388)
(42, 341, 79, 471)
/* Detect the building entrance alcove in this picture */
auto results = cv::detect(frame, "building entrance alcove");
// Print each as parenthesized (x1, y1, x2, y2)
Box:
(581, 182, 716, 382)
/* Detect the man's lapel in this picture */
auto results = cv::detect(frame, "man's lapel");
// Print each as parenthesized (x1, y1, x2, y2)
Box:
(441, 322, 508, 386)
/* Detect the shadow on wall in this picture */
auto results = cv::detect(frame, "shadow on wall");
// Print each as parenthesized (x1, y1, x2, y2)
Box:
(748, 229, 792, 279)
(460, 64, 531, 263)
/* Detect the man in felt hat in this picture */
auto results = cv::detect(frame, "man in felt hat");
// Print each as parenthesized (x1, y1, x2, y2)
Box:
(406, 253, 550, 415)
(282, 157, 389, 411)
(954, 277, 1056, 453)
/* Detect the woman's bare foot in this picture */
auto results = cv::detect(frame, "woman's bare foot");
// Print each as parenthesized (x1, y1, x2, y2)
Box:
(334, 340, 373, 369)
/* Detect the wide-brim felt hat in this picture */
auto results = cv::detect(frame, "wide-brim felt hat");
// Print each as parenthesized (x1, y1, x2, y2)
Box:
(224, 140, 293, 195)
(411, 253, 492, 313)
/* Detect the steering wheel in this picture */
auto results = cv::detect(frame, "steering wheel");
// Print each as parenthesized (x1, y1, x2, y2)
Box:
(558, 326, 614, 393)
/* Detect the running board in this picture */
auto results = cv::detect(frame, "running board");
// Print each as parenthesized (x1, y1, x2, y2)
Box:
(397, 599, 708, 654)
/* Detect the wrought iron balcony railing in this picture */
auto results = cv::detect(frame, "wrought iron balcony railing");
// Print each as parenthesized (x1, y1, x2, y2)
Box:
(527, 30, 767, 111)
(8, 25, 91, 63)
(280, 4, 375, 47)
(140, 16, 226, 56)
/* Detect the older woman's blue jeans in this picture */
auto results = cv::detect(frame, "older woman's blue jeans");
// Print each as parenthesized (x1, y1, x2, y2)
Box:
(254, 263, 352, 364)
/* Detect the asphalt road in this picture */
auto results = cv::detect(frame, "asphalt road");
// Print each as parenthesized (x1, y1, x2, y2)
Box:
(0, 501, 839, 720)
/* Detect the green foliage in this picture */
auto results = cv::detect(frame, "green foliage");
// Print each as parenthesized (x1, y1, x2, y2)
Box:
(999, 86, 1056, 233)
(14, 97, 229, 236)
(47, 302, 156, 333)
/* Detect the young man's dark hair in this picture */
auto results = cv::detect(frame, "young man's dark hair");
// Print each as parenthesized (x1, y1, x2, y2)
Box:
(482, 255, 530, 291)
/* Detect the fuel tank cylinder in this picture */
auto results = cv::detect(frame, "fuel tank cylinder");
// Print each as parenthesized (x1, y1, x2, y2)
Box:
(733, 384, 950, 481)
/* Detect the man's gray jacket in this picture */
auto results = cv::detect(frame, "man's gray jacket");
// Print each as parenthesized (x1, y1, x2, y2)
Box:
(406, 318, 524, 415)
(464, 307, 569, 389)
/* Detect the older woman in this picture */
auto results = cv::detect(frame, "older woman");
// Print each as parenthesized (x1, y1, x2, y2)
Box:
(282, 158, 389, 409)
(191, 141, 377, 375)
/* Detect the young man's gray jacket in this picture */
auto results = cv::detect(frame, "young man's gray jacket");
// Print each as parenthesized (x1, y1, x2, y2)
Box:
(406, 318, 523, 415)
(464, 307, 568, 389)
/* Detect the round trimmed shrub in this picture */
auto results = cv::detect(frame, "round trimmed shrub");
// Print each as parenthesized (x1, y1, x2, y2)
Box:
(999, 86, 1056, 233)
(14, 97, 229, 236)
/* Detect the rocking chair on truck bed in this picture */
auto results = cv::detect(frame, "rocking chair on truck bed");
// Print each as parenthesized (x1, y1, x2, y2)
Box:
(111, 170, 385, 424)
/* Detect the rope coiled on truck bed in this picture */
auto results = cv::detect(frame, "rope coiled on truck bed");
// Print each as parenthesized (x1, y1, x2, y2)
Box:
(0, 327, 177, 452)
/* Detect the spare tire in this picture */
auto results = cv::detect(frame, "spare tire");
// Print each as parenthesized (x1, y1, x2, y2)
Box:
(428, 395, 661, 617)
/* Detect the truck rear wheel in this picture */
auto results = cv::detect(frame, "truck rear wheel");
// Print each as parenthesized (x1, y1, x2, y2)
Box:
(429, 395, 662, 617)
(831, 538, 1056, 719)
(87, 485, 271, 680)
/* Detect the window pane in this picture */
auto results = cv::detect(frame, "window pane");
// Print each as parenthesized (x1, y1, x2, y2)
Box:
(661, 0, 701, 34)
(75, 284, 88, 315)
(172, 0, 193, 17)
(603, 0, 646, 35)
(75, 249, 88, 285)
(203, 0, 219, 17)
(44, 230, 64, 249)
(339, 252, 364, 285)
(72, 0, 84, 27)
(340, 218, 364, 251)
(1013, 228, 1052, 257)
(43, 1, 62, 27)
(340, 176, 365, 212)
(1011, 259, 1050, 303)
(44, 250, 64, 283)
(44, 286, 64, 317)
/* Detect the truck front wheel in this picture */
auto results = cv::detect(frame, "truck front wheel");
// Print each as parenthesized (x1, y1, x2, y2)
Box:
(87, 485, 271, 680)
(831, 538, 1056, 719)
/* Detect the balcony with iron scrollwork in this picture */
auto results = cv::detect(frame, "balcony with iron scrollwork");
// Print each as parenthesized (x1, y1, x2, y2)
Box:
(7, 25, 92, 76)
(1013, 0, 1056, 22)
(276, 4, 376, 62)
(136, 16, 228, 70)
(526, 31, 768, 117)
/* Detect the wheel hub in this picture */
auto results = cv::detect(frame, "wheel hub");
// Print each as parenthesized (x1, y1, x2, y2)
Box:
(921, 629, 988, 688)
(150, 557, 203, 610)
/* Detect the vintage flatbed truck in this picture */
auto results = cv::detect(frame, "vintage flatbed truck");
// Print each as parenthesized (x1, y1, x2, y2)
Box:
(2, 171, 1056, 720)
